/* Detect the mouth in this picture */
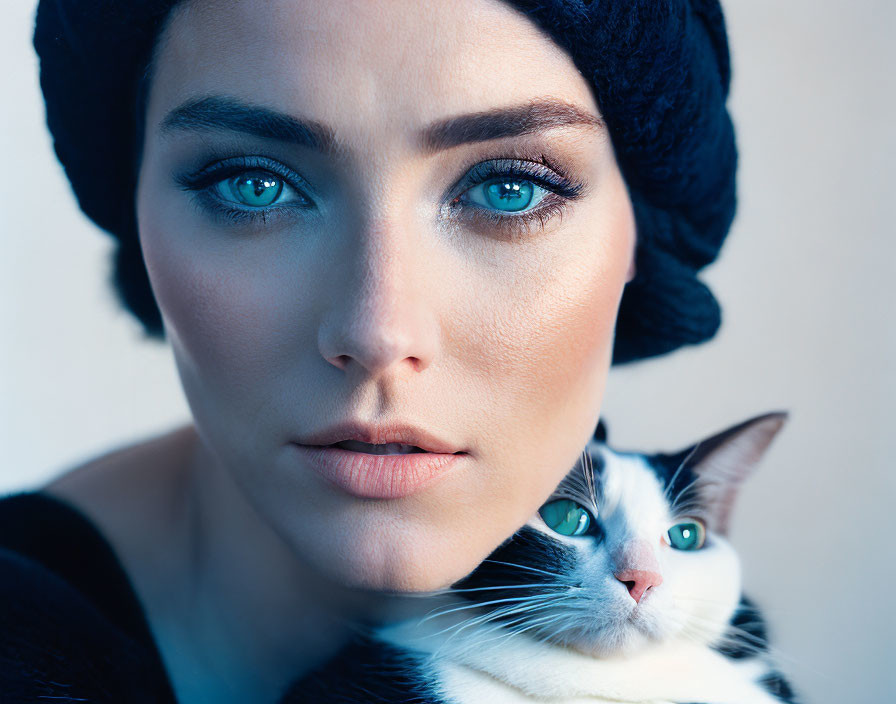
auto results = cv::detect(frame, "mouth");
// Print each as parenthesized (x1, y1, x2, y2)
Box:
(316, 440, 432, 455)
(296, 420, 467, 455)
(291, 442, 467, 499)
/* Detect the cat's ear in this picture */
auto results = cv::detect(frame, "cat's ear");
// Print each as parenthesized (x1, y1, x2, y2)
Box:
(594, 418, 608, 443)
(679, 410, 789, 534)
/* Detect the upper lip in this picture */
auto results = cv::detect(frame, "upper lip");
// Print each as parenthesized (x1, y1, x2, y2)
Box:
(295, 420, 466, 454)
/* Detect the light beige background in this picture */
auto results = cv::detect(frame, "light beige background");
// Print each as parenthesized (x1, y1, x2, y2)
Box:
(2, 1, 893, 701)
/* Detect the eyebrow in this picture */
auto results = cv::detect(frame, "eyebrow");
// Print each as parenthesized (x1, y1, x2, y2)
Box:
(158, 95, 604, 156)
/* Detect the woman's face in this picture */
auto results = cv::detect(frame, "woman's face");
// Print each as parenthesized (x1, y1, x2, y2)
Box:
(136, 0, 636, 593)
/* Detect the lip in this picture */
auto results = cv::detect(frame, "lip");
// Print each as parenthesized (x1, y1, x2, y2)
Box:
(291, 443, 467, 499)
(295, 420, 465, 454)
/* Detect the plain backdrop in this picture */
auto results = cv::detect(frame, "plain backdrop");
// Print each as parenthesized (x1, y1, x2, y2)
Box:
(2, 1, 893, 701)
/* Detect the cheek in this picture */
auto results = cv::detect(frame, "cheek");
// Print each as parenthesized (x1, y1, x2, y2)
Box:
(135, 193, 324, 479)
(454, 178, 635, 527)
(666, 544, 742, 638)
(137, 198, 309, 401)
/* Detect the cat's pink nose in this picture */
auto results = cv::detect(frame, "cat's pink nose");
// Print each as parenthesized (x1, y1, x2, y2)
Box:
(614, 568, 663, 604)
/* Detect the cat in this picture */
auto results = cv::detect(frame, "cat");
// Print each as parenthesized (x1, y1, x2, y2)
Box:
(282, 410, 798, 704)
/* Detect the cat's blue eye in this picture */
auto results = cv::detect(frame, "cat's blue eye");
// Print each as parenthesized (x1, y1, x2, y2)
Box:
(539, 499, 594, 537)
(462, 177, 548, 214)
(666, 520, 706, 550)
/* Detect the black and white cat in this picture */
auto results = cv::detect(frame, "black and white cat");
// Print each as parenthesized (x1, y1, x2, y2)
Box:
(284, 411, 798, 704)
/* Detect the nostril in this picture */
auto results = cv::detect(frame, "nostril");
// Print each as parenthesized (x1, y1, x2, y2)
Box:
(614, 569, 663, 604)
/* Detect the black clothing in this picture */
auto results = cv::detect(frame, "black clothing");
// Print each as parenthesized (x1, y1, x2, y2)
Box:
(0, 490, 179, 702)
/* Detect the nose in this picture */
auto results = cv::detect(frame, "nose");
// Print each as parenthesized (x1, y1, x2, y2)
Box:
(614, 568, 663, 604)
(318, 218, 438, 376)
(613, 538, 663, 604)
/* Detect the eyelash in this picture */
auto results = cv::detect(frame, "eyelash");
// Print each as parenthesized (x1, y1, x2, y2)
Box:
(175, 153, 585, 236)
(175, 155, 313, 227)
(448, 157, 584, 237)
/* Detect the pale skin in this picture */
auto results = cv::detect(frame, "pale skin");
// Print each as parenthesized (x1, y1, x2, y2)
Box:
(45, 1, 637, 702)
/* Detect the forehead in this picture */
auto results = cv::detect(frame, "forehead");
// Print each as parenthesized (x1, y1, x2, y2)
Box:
(147, 0, 599, 154)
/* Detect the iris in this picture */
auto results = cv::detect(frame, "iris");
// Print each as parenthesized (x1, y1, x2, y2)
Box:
(466, 177, 544, 213)
(539, 498, 594, 537)
(667, 520, 706, 550)
(216, 171, 283, 207)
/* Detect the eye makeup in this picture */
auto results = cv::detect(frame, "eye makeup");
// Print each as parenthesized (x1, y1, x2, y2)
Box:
(172, 143, 589, 236)
(445, 154, 585, 239)
(174, 154, 317, 227)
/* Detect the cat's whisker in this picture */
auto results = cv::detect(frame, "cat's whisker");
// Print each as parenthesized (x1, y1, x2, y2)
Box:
(479, 559, 579, 582)
(479, 610, 576, 648)
(440, 594, 577, 635)
(428, 595, 579, 657)
(581, 448, 598, 507)
(393, 581, 575, 599)
(424, 593, 576, 641)
(662, 441, 702, 504)
(434, 583, 575, 595)
(437, 596, 581, 652)
(481, 595, 579, 629)
(417, 590, 575, 624)
(668, 479, 703, 515)
(666, 611, 800, 668)
(459, 603, 571, 644)
(443, 614, 562, 656)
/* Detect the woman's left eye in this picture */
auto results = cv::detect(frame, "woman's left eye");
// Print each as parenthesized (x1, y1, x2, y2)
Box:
(450, 158, 584, 235)
(461, 177, 549, 214)
(665, 520, 707, 550)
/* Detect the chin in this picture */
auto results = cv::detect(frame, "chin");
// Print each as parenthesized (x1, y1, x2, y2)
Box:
(562, 609, 668, 658)
(299, 529, 476, 595)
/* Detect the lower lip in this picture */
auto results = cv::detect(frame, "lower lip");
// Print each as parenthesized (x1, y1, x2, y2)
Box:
(290, 444, 468, 499)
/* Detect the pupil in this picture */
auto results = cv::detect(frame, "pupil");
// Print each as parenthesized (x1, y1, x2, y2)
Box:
(233, 173, 282, 206)
(485, 180, 533, 212)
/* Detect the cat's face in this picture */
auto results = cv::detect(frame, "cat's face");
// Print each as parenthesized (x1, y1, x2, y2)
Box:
(529, 445, 742, 656)
(449, 411, 787, 658)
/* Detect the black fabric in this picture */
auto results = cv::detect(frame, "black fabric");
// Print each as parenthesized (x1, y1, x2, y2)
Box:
(280, 634, 441, 704)
(32, 0, 738, 366)
(0, 490, 367, 703)
(0, 490, 179, 703)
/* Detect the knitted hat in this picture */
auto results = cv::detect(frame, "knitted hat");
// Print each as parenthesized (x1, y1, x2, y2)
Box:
(33, 0, 737, 366)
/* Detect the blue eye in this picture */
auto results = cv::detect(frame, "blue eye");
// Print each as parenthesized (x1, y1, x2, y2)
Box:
(451, 158, 584, 234)
(212, 171, 289, 208)
(176, 156, 313, 225)
(539, 499, 595, 537)
(666, 520, 706, 550)
(463, 177, 549, 214)
(178, 154, 584, 231)
(210, 169, 308, 213)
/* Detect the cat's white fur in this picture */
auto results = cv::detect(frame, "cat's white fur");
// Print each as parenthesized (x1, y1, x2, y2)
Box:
(374, 442, 779, 703)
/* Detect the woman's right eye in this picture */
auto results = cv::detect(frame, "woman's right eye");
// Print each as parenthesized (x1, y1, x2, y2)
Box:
(211, 170, 304, 209)
(176, 156, 315, 226)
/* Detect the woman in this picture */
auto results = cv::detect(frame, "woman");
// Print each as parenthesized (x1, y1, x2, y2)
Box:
(0, 1, 736, 702)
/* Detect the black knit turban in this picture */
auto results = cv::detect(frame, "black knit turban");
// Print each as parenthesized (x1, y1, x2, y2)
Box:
(33, 0, 737, 366)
